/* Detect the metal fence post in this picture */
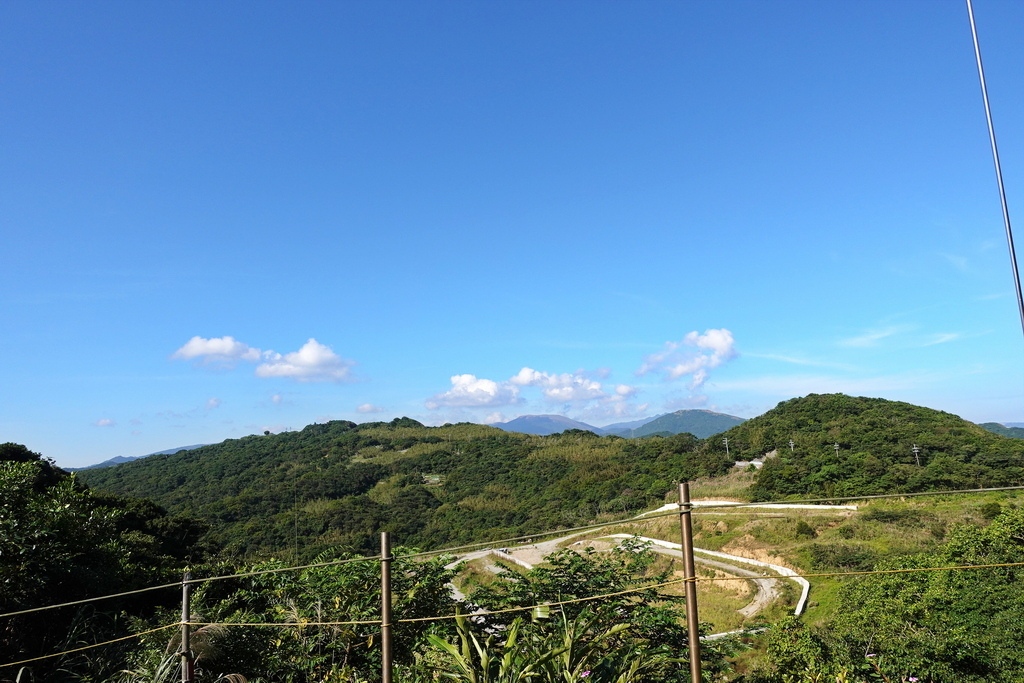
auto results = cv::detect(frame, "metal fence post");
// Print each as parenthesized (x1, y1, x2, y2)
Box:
(180, 571, 194, 683)
(381, 532, 393, 683)
(678, 483, 702, 683)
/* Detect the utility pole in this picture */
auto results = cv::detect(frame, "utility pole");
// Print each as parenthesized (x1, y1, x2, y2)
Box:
(833, 442, 840, 457)
(912, 444, 921, 467)
(722, 437, 730, 457)
(788, 439, 795, 453)
(677, 483, 702, 683)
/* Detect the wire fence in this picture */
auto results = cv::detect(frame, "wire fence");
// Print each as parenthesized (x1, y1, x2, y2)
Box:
(4, 483, 1024, 624)
(6, 557, 1024, 671)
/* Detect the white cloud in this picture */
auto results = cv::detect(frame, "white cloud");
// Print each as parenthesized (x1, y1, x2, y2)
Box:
(426, 374, 520, 409)
(172, 336, 261, 364)
(173, 335, 355, 383)
(255, 339, 355, 382)
(205, 397, 221, 410)
(428, 367, 642, 415)
(271, 394, 283, 404)
(510, 367, 607, 402)
(94, 418, 116, 427)
(637, 328, 738, 389)
(357, 403, 384, 414)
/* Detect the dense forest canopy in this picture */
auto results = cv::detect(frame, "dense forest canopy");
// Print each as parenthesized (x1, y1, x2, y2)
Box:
(706, 394, 1024, 500)
(76, 396, 1024, 556)
(79, 418, 731, 558)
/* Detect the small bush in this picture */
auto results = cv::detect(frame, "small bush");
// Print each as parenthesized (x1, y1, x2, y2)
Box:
(980, 502, 1002, 520)
(862, 507, 922, 525)
(795, 520, 817, 538)
(806, 543, 877, 571)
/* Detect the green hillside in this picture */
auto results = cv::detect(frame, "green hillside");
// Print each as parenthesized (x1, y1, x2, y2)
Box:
(79, 419, 731, 558)
(713, 394, 1024, 500)
(79, 396, 1024, 558)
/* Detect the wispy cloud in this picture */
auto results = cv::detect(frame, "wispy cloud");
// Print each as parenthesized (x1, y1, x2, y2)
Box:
(94, 418, 116, 427)
(838, 326, 911, 348)
(940, 252, 969, 272)
(744, 352, 858, 372)
(713, 371, 941, 397)
(357, 403, 384, 414)
(922, 332, 961, 346)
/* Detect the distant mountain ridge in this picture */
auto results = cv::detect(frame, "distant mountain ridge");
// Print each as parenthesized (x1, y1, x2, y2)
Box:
(68, 444, 210, 471)
(490, 415, 600, 436)
(490, 409, 744, 438)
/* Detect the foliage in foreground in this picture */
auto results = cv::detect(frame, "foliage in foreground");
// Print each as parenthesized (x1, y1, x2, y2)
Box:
(118, 550, 458, 683)
(0, 444, 208, 682)
(463, 540, 735, 682)
(742, 507, 1024, 683)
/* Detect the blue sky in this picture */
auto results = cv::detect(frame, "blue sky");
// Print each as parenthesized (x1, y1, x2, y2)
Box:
(3, 0, 1022, 468)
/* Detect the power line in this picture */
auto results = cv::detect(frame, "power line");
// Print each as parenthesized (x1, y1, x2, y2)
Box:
(966, 0, 1024, 339)
(0, 624, 178, 670)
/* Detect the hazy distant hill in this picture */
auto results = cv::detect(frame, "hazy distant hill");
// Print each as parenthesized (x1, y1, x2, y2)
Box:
(68, 444, 209, 471)
(490, 414, 600, 436)
(605, 409, 745, 439)
(600, 415, 663, 433)
(492, 411, 745, 439)
(980, 422, 1024, 439)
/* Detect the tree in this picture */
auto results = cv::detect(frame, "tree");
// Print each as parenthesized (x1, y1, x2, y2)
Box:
(825, 508, 1024, 682)
(465, 539, 734, 682)
(0, 452, 208, 681)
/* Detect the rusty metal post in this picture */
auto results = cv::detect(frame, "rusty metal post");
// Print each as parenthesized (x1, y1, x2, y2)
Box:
(678, 483, 702, 683)
(180, 571, 194, 683)
(381, 532, 393, 683)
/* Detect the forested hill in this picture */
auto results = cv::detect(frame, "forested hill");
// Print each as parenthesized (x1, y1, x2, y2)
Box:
(713, 394, 1024, 500)
(78, 419, 732, 559)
